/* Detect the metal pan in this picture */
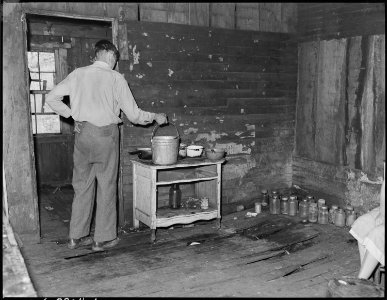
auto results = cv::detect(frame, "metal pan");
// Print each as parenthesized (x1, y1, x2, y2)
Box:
(129, 147, 152, 160)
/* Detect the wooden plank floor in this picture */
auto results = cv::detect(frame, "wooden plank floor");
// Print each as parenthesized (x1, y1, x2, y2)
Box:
(20, 185, 363, 297)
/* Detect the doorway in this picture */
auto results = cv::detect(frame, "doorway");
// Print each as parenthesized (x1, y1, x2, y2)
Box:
(24, 13, 120, 240)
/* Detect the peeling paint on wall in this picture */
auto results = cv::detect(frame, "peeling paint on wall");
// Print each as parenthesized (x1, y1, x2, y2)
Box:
(183, 127, 199, 135)
(215, 142, 252, 155)
(132, 45, 140, 65)
(195, 131, 228, 142)
(215, 117, 225, 124)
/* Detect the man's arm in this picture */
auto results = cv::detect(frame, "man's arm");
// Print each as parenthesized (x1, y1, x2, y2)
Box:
(115, 75, 167, 125)
(45, 71, 75, 118)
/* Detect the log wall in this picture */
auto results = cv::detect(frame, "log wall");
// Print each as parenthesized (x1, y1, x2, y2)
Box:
(118, 21, 297, 224)
(294, 3, 385, 209)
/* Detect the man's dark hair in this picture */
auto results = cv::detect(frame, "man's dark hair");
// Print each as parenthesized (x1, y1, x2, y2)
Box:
(95, 40, 120, 61)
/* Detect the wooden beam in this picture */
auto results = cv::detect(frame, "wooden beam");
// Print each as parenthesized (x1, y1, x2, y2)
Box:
(3, 3, 40, 243)
(315, 39, 347, 165)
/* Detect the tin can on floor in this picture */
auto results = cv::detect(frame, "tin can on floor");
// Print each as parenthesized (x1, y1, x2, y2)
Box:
(255, 202, 262, 214)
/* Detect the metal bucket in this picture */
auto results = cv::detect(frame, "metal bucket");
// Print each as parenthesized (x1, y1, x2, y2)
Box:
(151, 123, 179, 165)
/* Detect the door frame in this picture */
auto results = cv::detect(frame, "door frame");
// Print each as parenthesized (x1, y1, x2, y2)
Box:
(21, 9, 125, 233)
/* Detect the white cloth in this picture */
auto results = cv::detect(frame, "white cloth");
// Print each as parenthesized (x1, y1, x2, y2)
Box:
(349, 180, 385, 266)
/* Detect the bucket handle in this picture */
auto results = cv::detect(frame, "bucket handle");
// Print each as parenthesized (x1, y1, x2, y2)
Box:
(151, 122, 180, 142)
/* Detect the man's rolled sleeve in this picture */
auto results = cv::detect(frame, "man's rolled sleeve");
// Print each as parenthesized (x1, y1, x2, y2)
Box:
(115, 76, 155, 125)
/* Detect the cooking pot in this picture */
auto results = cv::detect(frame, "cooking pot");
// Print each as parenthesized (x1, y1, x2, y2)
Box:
(205, 148, 226, 160)
(151, 123, 180, 165)
(187, 145, 204, 157)
(129, 147, 152, 160)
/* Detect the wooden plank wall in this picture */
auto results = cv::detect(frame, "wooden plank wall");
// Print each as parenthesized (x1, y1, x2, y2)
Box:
(4, 2, 297, 240)
(294, 3, 385, 209)
(21, 2, 297, 32)
(138, 3, 297, 32)
(298, 3, 385, 42)
(118, 20, 297, 224)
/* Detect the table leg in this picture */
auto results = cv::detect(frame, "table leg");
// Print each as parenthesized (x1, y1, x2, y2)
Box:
(216, 218, 221, 229)
(151, 229, 156, 243)
(133, 218, 140, 229)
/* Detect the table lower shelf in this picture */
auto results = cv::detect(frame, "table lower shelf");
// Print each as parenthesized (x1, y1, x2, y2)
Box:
(155, 207, 219, 227)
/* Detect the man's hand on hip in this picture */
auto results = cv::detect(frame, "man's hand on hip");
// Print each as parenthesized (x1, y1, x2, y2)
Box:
(154, 113, 168, 125)
(74, 121, 83, 133)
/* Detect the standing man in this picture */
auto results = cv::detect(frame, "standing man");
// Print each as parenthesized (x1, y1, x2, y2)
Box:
(46, 40, 167, 251)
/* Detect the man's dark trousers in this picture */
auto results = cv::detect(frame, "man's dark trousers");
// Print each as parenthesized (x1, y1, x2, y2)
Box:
(69, 122, 119, 243)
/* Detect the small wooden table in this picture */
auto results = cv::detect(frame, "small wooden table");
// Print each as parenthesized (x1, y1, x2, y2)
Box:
(131, 157, 225, 242)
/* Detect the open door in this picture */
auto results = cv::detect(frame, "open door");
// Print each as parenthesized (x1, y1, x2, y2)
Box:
(23, 12, 124, 240)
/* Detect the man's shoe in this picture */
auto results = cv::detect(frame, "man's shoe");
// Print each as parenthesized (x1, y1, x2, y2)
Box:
(67, 236, 93, 249)
(92, 238, 120, 251)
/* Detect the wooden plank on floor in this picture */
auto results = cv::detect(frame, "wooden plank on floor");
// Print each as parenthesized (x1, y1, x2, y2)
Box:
(23, 204, 363, 297)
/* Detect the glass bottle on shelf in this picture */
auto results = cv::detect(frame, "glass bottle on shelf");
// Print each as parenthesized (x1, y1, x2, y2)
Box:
(308, 202, 318, 223)
(329, 205, 338, 224)
(280, 196, 289, 215)
(346, 210, 357, 227)
(345, 205, 354, 218)
(169, 184, 181, 209)
(289, 195, 298, 216)
(270, 195, 280, 214)
(334, 208, 346, 227)
(318, 205, 329, 224)
(299, 198, 309, 222)
(261, 189, 269, 207)
(317, 198, 326, 209)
